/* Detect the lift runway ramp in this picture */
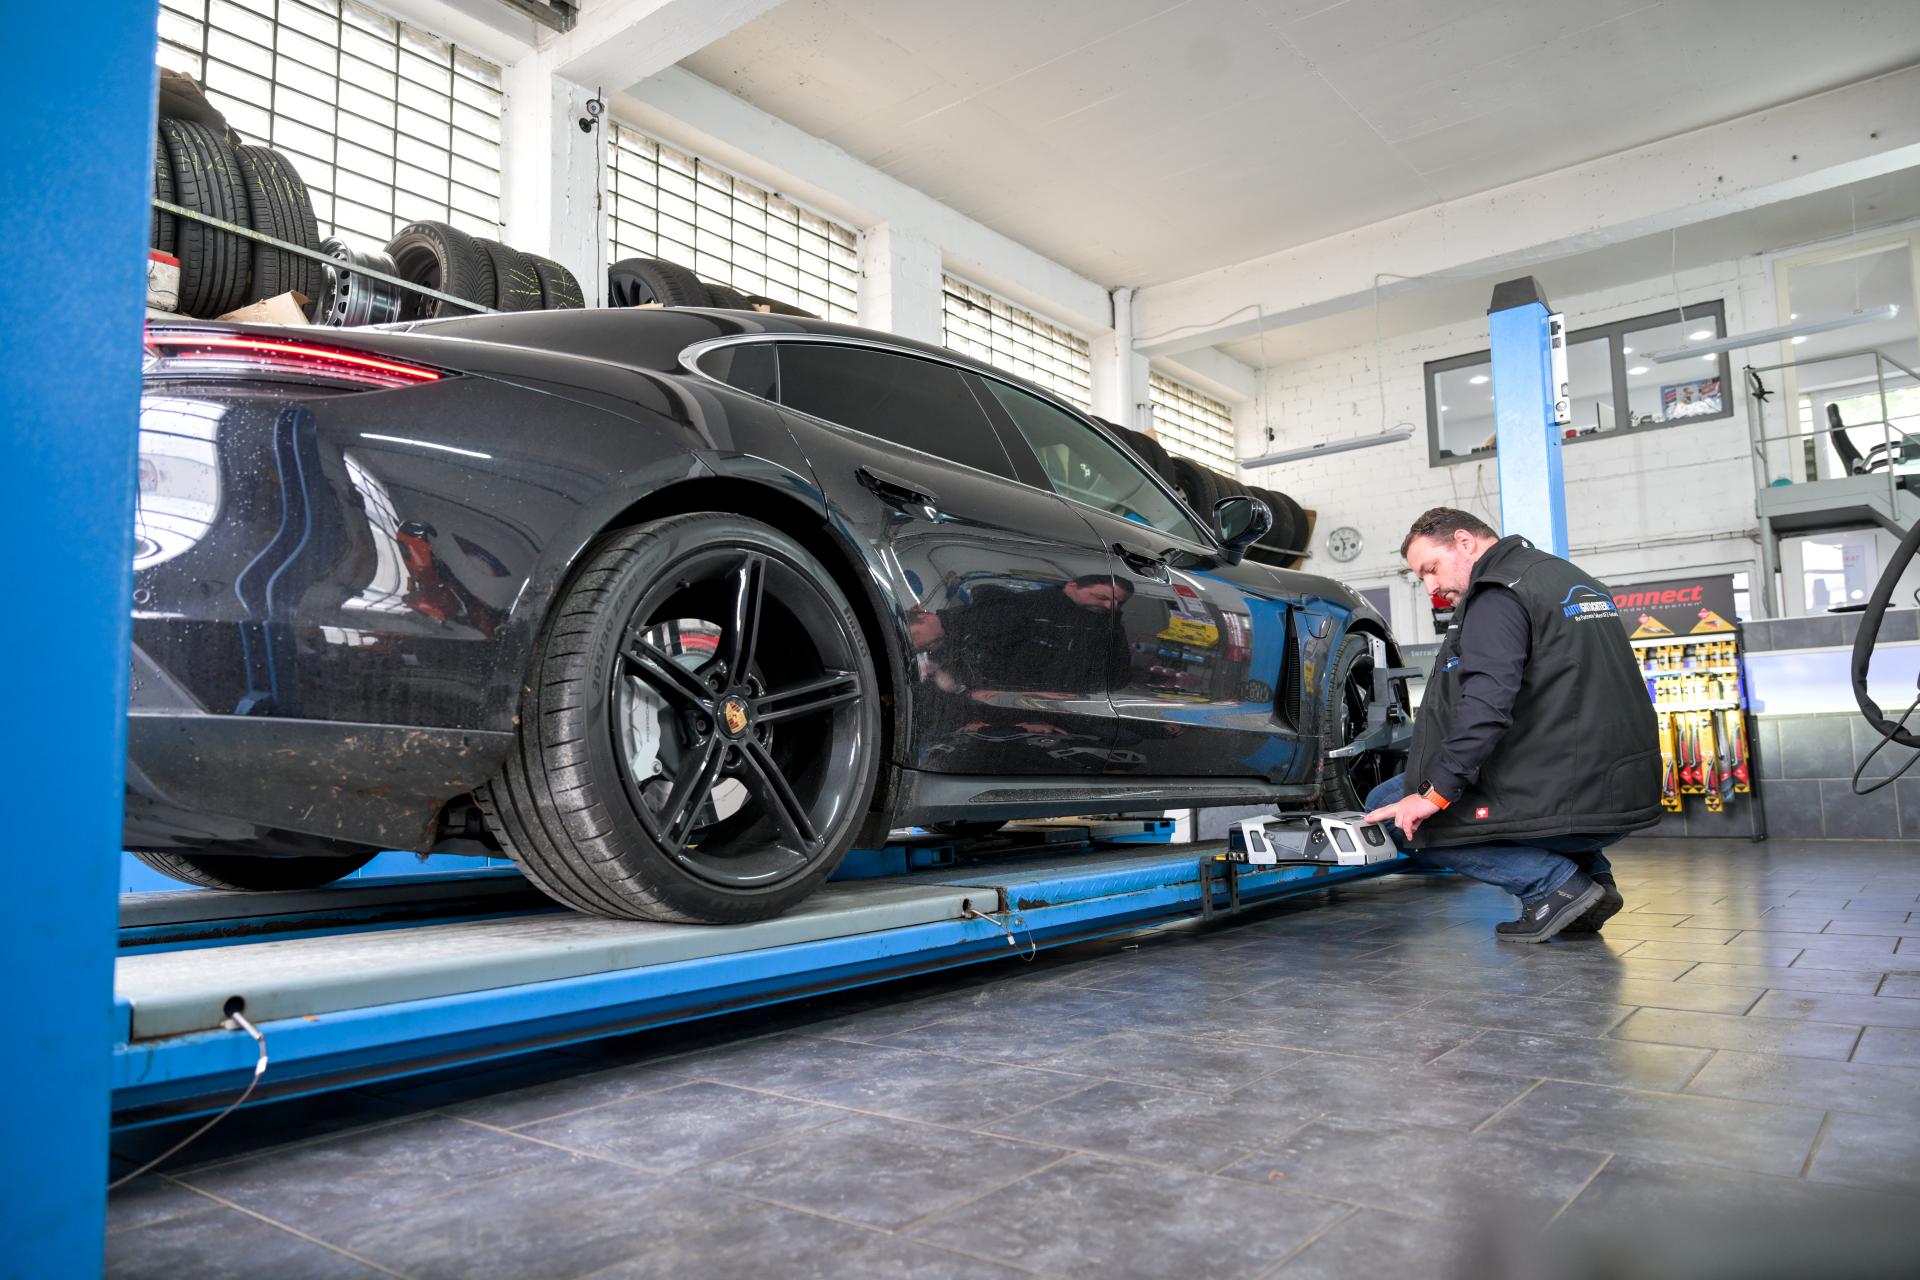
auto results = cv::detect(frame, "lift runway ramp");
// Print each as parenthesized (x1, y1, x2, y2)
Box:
(112, 838, 1408, 1126)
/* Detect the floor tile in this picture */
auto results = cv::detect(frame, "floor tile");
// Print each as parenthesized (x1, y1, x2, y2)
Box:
(1269, 1208, 1487, 1279)
(1408, 991, 1635, 1037)
(1217, 1118, 1605, 1226)
(104, 1203, 376, 1280)
(908, 1155, 1348, 1280)
(1674, 962, 1883, 995)
(375, 1057, 683, 1129)
(1686, 1048, 1920, 1120)
(1854, 1026, 1920, 1066)
(1879, 975, 1920, 999)
(661, 1032, 932, 1093)
(1611, 1007, 1861, 1060)
(695, 1112, 1061, 1229)
(1543, 974, 1763, 1014)
(978, 1079, 1321, 1172)
(514, 1081, 841, 1174)
(1807, 1110, 1920, 1198)
(1432, 1028, 1711, 1092)
(794, 1051, 1090, 1126)
(1481, 1080, 1826, 1177)
(1028, 1027, 1303, 1094)
(872, 1015, 1126, 1064)
(1749, 989, 1920, 1030)
(105, 1176, 220, 1236)
(1622, 940, 1808, 965)
(1250, 1053, 1537, 1131)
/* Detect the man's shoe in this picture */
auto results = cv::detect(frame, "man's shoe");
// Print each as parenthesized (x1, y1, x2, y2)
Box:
(1494, 873, 1605, 944)
(1560, 873, 1623, 934)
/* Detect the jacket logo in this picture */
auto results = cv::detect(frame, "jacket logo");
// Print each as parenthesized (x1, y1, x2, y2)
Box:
(1559, 584, 1620, 621)
(1474, 806, 1490, 820)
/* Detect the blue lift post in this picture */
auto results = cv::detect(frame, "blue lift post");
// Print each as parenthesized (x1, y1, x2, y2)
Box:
(1489, 276, 1571, 555)
(0, 4, 157, 1269)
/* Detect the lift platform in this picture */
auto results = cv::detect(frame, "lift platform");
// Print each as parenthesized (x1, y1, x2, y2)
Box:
(111, 826, 1408, 1127)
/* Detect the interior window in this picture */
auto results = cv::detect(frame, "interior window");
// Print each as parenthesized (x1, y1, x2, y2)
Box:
(695, 342, 777, 399)
(775, 344, 1015, 478)
(980, 379, 1207, 545)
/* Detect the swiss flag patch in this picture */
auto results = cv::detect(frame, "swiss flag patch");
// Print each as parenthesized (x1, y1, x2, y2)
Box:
(1474, 806, 1490, 820)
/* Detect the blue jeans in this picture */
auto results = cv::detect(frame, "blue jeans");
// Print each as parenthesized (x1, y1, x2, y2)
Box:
(1366, 773, 1617, 901)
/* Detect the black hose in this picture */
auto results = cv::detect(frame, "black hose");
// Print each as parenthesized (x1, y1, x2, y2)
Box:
(1852, 517, 1920, 751)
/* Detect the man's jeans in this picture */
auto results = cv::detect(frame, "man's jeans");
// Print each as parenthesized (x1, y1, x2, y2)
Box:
(1366, 773, 1618, 901)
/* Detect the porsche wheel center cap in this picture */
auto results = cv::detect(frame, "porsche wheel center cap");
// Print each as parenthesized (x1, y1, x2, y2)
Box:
(720, 697, 751, 737)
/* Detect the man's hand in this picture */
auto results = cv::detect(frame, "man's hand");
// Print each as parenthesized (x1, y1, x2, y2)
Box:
(1365, 792, 1441, 840)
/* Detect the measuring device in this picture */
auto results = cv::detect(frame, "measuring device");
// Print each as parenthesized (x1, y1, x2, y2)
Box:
(1199, 811, 1401, 920)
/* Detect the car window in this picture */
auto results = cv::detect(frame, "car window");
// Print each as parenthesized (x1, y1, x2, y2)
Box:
(775, 343, 1015, 478)
(980, 379, 1207, 545)
(696, 341, 777, 399)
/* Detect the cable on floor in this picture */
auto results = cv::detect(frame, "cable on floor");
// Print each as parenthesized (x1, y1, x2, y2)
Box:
(107, 1009, 269, 1191)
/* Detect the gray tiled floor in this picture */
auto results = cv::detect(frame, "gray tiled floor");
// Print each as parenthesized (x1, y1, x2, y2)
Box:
(107, 837, 1920, 1278)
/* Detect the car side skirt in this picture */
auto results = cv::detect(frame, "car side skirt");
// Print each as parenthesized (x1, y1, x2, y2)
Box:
(892, 769, 1318, 825)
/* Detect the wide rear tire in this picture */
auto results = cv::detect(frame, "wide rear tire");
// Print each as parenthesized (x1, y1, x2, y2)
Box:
(131, 849, 375, 892)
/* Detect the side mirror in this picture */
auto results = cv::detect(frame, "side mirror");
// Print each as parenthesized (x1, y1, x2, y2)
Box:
(1213, 495, 1271, 562)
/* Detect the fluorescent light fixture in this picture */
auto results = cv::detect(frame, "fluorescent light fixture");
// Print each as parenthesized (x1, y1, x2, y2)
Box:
(1240, 428, 1413, 467)
(1440, 404, 1449, 411)
(1791, 335, 1808, 345)
(1688, 329, 1713, 340)
(1622, 346, 1632, 355)
(1468, 374, 1490, 385)
(1628, 365, 1649, 376)
(1651, 305, 1900, 363)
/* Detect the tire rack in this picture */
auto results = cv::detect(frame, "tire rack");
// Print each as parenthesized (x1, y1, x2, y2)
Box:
(152, 198, 500, 319)
(110, 825, 1407, 1128)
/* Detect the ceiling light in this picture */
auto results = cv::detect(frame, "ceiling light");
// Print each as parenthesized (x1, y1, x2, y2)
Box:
(1789, 313, 1798, 320)
(1688, 329, 1713, 341)
(1468, 374, 1489, 385)
(1622, 346, 1633, 355)
(1791, 335, 1808, 345)
(1650, 305, 1901, 363)
(1240, 428, 1413, 467)
(1628, 365, 1649, 376)
(1440, 404, 1449, 411)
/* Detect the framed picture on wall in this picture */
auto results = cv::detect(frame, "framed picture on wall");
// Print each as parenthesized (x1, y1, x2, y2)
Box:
(1660, 376, 1723, 420)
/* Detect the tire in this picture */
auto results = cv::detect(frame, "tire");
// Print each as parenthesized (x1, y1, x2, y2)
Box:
(705, 282, 751, 309)
(607, 257, 708, 307)
(480, 513, 883, 922)
(387, 220, 495, 319)
(1168, 456, 1224, 521)
(1251, 486, 1299, 557)
(151, 130, 175, 256)
(159, 118, 252, 317)
(1273, 492, 1311, 567)
(235, 144, 323, 309)
(131, 849, 375, 892)
(1109, 424, 1177, 486)
(479, 238, 543, 312)
(1318, 633, 1401, 810)
(529, 254, 585, 309)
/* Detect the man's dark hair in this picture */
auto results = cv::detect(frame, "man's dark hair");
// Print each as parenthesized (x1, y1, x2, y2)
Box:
(1399, 507, 1498, 558)
(1068, 573, 1133, 599)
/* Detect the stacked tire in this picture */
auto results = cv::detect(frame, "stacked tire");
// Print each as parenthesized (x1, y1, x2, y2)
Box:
(386, 220, 585, 319)
(607, 256, 819, 316)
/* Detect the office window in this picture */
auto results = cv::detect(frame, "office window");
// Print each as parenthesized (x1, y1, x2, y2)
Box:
(1148, 371, 1236, 472)
(606, 123, 858, 321)
(155, 0, 504, 248)
(941, 276, 1093, 411)
(1424, 302, 1732, 466)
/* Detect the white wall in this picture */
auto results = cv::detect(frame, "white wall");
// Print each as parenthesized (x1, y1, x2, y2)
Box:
(1243, 257, 1780, 639)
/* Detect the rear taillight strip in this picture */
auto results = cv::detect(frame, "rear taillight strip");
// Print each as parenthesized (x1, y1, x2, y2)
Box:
(145, 332, 442, 384)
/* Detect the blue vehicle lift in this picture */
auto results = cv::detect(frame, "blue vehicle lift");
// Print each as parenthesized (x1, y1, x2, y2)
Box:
(1490, 275, 1572, 555)
(111, 826, 1407, 1127)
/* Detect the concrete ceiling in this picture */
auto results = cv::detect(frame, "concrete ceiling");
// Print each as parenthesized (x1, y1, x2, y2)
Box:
(677, 0, 1920, 289)
(1213, 167, 1920, 367)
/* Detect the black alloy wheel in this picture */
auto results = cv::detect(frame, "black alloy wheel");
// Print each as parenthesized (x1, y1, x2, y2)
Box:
(1320, 633, 1400, 809)
(482, 514, 881, 922)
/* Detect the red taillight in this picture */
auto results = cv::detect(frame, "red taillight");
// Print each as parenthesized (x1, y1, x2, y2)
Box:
(144, 329, 443, 388)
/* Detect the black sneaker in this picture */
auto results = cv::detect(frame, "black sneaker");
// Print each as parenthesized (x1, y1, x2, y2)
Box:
(1560, 873, 1624, 934)
(1494, 873, 1605, 944)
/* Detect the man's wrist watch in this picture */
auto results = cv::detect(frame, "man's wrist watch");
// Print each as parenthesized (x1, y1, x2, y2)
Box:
(1415, 782, 1451, 809)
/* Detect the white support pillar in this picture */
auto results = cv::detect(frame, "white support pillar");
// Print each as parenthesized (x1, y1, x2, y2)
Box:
(856, 222, 944, 345)
(501, 50, 606, 303)
(1089, 287, 1150, 430)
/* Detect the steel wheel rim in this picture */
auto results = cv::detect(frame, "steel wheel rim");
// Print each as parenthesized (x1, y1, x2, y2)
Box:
(608, 543, 865, 889)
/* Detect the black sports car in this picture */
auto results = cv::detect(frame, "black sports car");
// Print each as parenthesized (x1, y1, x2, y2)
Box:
(129, 308, 1406, 922)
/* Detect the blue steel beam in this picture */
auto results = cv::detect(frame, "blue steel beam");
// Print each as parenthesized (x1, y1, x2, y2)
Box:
(1488, 277, 1569, 555)
(0, 1, 157, 1267)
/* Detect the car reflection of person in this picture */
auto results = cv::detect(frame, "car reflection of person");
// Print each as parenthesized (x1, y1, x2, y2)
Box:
(1364, 508, 1661, 943)
(908, 574, 1133, 700)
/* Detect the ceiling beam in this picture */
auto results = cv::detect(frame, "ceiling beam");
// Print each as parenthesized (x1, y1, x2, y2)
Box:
(1134, 65, 1920, 358)
(552, 0, 789, 92)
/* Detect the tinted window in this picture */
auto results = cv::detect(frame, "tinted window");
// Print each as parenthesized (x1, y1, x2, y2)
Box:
(696, 341, 778, 399)
(982, 380, 1206, 545)
(776, 344, 1014, 478)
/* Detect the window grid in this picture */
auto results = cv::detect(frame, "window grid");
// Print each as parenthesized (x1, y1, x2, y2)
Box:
(155, 0, 504, 250)
(941, 276, 1093, 411)
(607, 123, 858, 322)
(1148, 372, 1236, 472)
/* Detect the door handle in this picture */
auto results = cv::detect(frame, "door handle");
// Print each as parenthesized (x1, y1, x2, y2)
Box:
(1113, 543, 1170, 582)
(857, 466, 939, 512)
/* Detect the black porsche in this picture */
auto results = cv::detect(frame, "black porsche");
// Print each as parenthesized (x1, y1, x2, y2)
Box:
(129, 308, 1405, 921)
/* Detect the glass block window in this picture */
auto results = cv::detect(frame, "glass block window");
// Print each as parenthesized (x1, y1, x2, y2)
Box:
(942, 276, 1093, 411)
(1148, 371, 1236, 472)
(606, 123, 859, 322)
(155, 0, 505, 249)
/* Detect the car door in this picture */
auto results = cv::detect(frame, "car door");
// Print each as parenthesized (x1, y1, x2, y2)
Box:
(760, 339, 1123, 776)
(974, 376, 1308, 784)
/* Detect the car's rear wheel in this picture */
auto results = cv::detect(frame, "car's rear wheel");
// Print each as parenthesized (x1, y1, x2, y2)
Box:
(1320, 633, 1400, 809)
(482, 514, 881, 922)
(130, 849, 375, 892)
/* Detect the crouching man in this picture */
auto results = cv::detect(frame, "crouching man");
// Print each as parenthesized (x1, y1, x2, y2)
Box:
(1364, 508, 1661, 942)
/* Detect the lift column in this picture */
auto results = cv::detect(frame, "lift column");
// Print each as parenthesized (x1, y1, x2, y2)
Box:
(0, 3, 157, 1269)
(1488, 276, 1571, 555)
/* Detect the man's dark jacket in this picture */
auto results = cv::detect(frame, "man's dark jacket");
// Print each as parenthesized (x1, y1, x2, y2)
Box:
(1405, 535, 1660, 847)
